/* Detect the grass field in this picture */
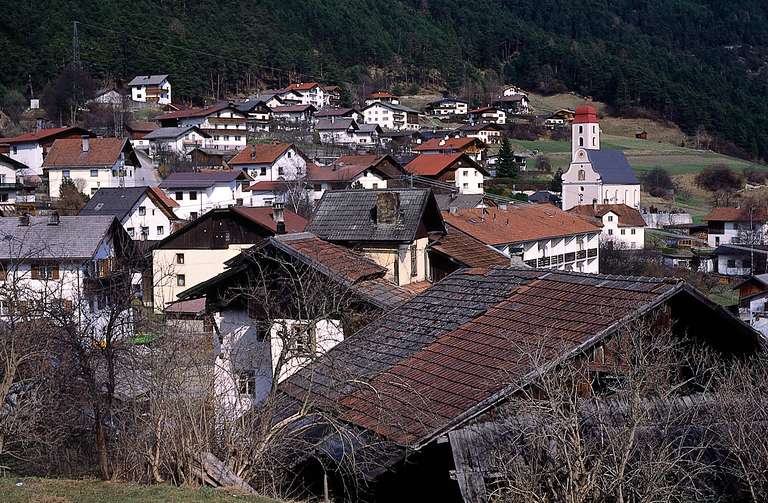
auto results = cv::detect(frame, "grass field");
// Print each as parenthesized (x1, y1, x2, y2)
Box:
(1, 477, 280, 503)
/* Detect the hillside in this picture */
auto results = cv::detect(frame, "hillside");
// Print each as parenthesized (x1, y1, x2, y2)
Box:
(2, 0, 768, 157)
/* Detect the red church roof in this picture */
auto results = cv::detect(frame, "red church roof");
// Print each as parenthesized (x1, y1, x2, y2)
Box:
(573, 104, 598, 124)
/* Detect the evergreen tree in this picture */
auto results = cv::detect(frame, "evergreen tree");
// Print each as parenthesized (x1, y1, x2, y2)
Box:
(497, 137, 517, 179)
(549, 169, 563, 192)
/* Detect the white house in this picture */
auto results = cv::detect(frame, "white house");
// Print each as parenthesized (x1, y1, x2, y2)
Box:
(467, 107, 506, 125)
(227, 143, 308, 182)
(79, 186, 180, 242)
(143, 126, 210, 159)
(406, 153, 487, 195)
(426, 98, 469, 117)
(459, 123, 503, 145)
(362, 101, 419, 131)
(0, 214, 131, 319)
(270, 104, 316, 125)
(43, 137, 138, 198)
(156, 103, 247, 151)
(316, 117, 360, 145)
(444, 204, 603, 274)
(306, 154, 405, 200)
(281, 82, 330, 108)
(568, 203, 646, 249)
(365, 91, 400, 106)
(127, 75, 172, 105)
(158, 169, 252, 220)
(561, 105, 641, 211)
(315, 107, 362, 123)
(704, 207, 767, 248)
(0, 153, 29, 205)
(2, 126, 92, 175)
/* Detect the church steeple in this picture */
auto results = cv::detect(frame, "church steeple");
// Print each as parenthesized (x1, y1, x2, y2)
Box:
(572, 105, 600, 159)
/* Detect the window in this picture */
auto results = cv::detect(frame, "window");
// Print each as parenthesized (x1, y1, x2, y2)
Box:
(278, 166, 284, 176)
(127, 227, 135, 237)
(190, 212, 198, 220)
(578, 170, 585, 181)
(579, 137, 584, 147)
(156, 226, 164, 236)
(235, 136, 241, 142)
(410, 244, 418, 277)
(631, 229, 636, 235)
(32, 263, 59, 280)
(727, 259, 736, 268)
(463, 170, 468, 176)
(11, 146, 17, 155)
(607, 215, 613, 222)
(177, 274, 186, 286)
(463, 183, 468, 189)
(138, 206, 146, 216)
(214, 135, 220, 141)
(288, 323, 316, 355)
(90, 169, 98, 177)
(237, 370, 256, 395)
(175, 192, 183, 200)
(579, 125, 583, 133)
(62, 170, 71, 179)
(260, 167, 266, 176)
(141, 226, 149, 238)
(372, 183, 379, 189)
(176, 253, 185, 264)
(313, 184, 322, 191)
(620, 229, 626, 235)
(189, 191, 197, 200)
(608, 229, 613, 235)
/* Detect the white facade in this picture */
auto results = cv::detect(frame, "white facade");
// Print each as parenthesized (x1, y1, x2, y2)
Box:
(130, 78, 171, 105)
(48, 158, 137, 198)
(465, 128, 501, 145)
(289, 85, 328, 108)
(318, 126, 357, 145)
(455, 166, 485, 195)
(572, 121, 600, 157)
(178, 108, 247, 151)
(429, 100, 469, 116)
(362, 103, 418, 131)
(469, 108, 506, 125)
(707, 221, 767, 247)
(598, 211, 645, 249)
(359, 236, 430, 287)
(148, 129, 209, 158)
(717, 254, 752, 276)
(120, 193, 176, 241)
(164, 183, 247, 220)
(8, 142, 44, 175)
(0, 161, 19, 204)
(236, 147, 307, 182)
(509, 233, 601, 274)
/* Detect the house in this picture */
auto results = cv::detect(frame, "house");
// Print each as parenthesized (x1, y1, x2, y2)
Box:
(323, 85, 343, 106)
(433, 192, 494, 211)
(0, 126, 93, 175)
(662, 247, 715, 273)
(425, 98, 469, 117)
(365, 91, 399, 106)
(426, 222, 510, 282)
(227, 143, 308, 182)
(270, 104, 316, 126)
(0, 213, 132, 318)
(273, 267, 759, 502)
(544, 108, 576, 128)
(0, 153, 30, 205)
(281, 82, 329, 108)
(125, 121, 159, 151)
(143, 126, 210, 158)
(712, 244, 768, 277)
(315, 107, 361, 123)
(493, 94, 531, 115)
(127, 75, 171, 105)
(187, 148, 237, 169)
(158, 169, 252, 220)
(89, 88, 126, 108)
(156, 103, 247, 150)
(561, 105, 641, 210)
(354, 123, 383, 146)
(527, 190, 561, 206)
(175, 232, 413, 415)
(405, 153, 487, 195)
(362, 102, 420, 131)
(704, 207, 767, 248)
(733, 274, 768, 336)
(467, 106, 506, 125)
(307, 155, 406, 198)
(568, 203, 646, 249)
(235, 99, 273, 132)
(246, 92, 285, 109)
(315, 117, 360, 145)
(458, 123, 503, 145)
(80, 186, 179, 241)
(305, 189, 446, 286)
(415, 136, 487, 162)
(149, 205, 306, 311)
(43, 137, 139, 198)
(443, 204, 602, 273)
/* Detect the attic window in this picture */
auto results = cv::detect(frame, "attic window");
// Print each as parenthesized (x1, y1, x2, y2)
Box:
(94, 203, 104, 211)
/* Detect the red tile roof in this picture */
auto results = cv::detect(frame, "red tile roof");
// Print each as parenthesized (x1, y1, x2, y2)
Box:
(406, 153, 488, 177)
(704, 207, 767, 222)
(369, 91, 395, 99)
(430, 223, 510, 268)
(1, 127, 91, 144)
(468, 106, 500, 114)
(443, 205, 601, 245)
(415, 137, 481, 152)
(244, 180, 284, 191)
(42, 138, 129, 168)
(574, 104, 599, 124)
(228, 143, 292, 165)
(308, 155, 394, 182)
(156, 102, 229, 121)
(149, 186, 179, 208)
(232, 206, 307, 233)
(283, 82, 321, 92)
(568, 204, 646, 227)
(272, 104, 315, 113)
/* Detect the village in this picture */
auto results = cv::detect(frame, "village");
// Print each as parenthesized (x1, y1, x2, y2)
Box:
(2, 73, 768, 502)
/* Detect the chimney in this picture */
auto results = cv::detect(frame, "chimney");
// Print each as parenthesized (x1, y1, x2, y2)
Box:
(592, 199, 598, 211)
(250, 148, 256, 160)
(18, 213, 30, 226)
(81, 135, 90, 152)
(375, 192, 400, 225)
(449, 206, 458, 215)
(47, 211, 60, 226)
(272, 200, 286, 235)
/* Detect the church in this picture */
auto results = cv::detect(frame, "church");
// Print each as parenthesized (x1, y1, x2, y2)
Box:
(561, 105, 641, 211)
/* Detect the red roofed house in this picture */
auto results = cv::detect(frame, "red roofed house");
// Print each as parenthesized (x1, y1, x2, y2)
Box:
(365, 91, 400, 106)
(281, 82, 329, 108)
(406, 153, 487, 195)
(228, 143, 308, 181)
(156, 102, 247, 151)
(308, 154, 406, 198)
(415, 136, 487, 162)
(43, 137, 139, 198)
(705, 207, 767, 248)
(568, 203, 646, 249)
(443, 204, 602, 273)
(467, 106, 506, 125)
(0, 126, 93, 174)
(150, 205, 306, 312)
(270, 104, 317, 126)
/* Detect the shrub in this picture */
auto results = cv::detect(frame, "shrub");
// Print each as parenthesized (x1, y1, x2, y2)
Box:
(642, 167, 675, 197)
(695, 165, 743, 192)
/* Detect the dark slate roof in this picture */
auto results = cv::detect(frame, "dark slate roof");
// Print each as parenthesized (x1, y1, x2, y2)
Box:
(278, 267, 758, 448)
(127, 74, 169, 86)
(316, 118, 356, 131)
(434, 193, 487, 211)
(144, 126, 209, 140)
(0, 215, 118, 260)
(159, 170, 247, 189)
(585, 149, 639, 185)
(305, 188, 446, 243)
(80, 187, 148, 220)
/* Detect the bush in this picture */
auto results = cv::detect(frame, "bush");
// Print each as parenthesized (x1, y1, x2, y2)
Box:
(642, 167, 675, 197)
(695, 165, 743, 192)
(743, 167, 768, 185)
(534, 155, 552, 173)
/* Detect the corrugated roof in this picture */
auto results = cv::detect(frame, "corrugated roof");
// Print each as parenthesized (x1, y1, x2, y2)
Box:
(0, 215, 118, 260)
(585, 149, 639, 185)
(232, 207, 307, 234)
(279, 267, 692, 446)
(42, 138, 130, 168)
(443, 205, 601, 245)
(272, 104, 315, 113)
(156, 102, 230, 121)
(305, 188, 446, 243)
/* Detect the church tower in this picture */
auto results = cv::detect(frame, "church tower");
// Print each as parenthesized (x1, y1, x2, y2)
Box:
(571, 105, 600, 159)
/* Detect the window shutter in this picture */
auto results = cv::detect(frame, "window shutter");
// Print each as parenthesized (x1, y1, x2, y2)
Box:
(52, 264, 60, 280)
(31, 265, 40, 280)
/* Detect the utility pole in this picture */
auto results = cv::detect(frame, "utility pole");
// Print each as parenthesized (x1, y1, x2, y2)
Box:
(72, 21, 81, 68)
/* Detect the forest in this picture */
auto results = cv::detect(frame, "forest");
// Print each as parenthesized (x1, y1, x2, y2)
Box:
(2, 0, 768, 158)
